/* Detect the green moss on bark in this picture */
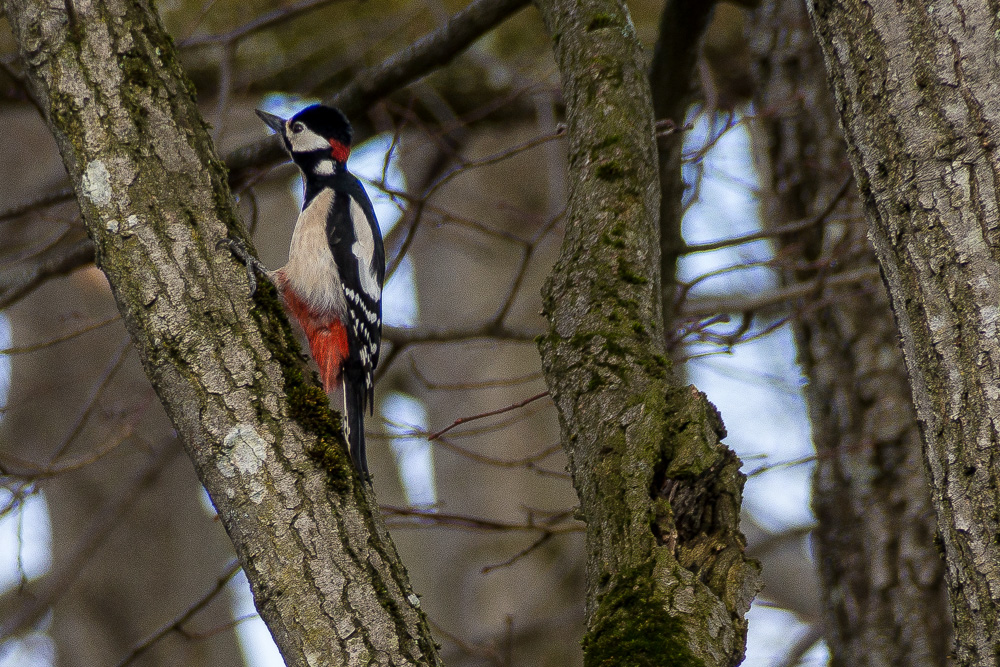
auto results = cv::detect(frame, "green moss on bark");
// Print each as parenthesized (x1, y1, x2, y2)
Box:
(662, 386, 727, 478)
(583, 561, 703, 667)
(248, 279, 354, 492)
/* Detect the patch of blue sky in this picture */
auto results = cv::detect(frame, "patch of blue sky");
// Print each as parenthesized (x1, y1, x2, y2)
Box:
(0, 491, 54, 667)
(0, 633, 55, 667)
(229, 569, 285, 667)
(677, 113, 777, 301)
(0, 491, 52, 594)
(678, 108, 815, 532)
(744, 604, 828, 667)
(381, 392, 436, 507)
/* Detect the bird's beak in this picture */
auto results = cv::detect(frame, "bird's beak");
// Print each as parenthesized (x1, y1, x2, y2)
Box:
(255, 109, 286, 134)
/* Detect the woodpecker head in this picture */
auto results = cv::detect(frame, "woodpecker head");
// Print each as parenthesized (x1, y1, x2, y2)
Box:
(256, 104, 353, 177)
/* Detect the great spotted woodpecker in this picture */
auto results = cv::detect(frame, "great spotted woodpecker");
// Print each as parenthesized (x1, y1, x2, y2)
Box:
(232, 104, 384, 478)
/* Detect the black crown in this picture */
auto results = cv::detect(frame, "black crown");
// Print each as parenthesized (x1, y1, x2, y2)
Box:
(292, 105, 353, 147)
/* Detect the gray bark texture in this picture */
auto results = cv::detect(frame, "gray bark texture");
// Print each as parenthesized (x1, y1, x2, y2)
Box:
(748, 1, 952, 664)
(5, 0, 441, 665)
(533, 0, 761, 664)
(806, 0, 1000, 663)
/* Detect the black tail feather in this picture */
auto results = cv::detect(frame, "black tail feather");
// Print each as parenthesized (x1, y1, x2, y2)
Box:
(345, 377, 368, 479)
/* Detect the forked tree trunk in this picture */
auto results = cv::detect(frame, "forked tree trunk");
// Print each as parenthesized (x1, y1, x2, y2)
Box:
(534, 0, 761, 664)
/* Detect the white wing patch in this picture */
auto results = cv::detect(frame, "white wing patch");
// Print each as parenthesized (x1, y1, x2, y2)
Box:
(283, 188, 348, 316)
(349, 197, 381, 300)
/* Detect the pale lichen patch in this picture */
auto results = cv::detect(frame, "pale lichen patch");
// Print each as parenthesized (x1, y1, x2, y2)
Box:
(222, 341, 256, 387)
(82, 160, 113, 207)
(219, 424, 269, 503)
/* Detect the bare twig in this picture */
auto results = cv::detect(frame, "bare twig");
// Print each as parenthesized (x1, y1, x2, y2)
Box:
(0, 237, 95, 310)
(0, 440, 183, 641)
(491, 211, 563, 326)
(50, 336, 132, 463)
(0, 417, 138, 479)
(427, 391, 550, 441)
(180, 0, 347, 47)
(429, 438, 569, 479)
(382, 505, 579, 534)
(424, 127, 566, 199)
(383, 322, 540, 347)
(747, 454, 818, 478)
(0, 187, 75, 222)
(409, 358, 544, 391)
(679, 265, 881, 318)
(481, 533, 554, 574)
(683, 183, 855, 255)
(0, 314, 120, 355)
(115, 560, 243, 667)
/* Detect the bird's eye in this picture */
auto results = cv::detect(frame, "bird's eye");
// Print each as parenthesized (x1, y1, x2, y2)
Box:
(291, 122, 304, 134)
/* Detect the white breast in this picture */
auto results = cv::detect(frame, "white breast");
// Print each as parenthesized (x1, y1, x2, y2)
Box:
(281, 188, 347, 317)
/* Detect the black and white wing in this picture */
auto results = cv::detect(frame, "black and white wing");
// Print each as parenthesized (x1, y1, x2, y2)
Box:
(327, 172, 385, 412)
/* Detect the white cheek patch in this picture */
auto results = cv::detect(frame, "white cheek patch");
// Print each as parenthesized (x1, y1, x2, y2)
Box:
(349, 197, 381, 300)
(287, 124, 330, 153)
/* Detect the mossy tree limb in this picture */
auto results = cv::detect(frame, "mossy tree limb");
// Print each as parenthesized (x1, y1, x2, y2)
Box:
(533, 0, 761, 664)
(5, 1, 441, 664)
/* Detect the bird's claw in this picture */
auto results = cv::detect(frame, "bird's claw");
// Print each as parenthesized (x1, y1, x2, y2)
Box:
(220, 237, 268, 297)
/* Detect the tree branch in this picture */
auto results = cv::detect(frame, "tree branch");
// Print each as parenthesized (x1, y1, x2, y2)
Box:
(679, 265, 881, 317)
(224, 0, 532, 179)
(649, 0, 719, 322)
(1, 441, 182, 640)
(116, 560, 242, 667)
(0, 236, 95, 310)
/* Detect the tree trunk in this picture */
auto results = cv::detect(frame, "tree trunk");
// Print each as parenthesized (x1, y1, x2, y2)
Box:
(748, 1, 952, 663)
(4, 1, 440, 664)
(533, 0, 761, 663)
(806, 1, 1000, 663)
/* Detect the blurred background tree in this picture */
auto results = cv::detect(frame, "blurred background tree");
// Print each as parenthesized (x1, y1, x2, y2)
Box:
(0, 0, 955, 665)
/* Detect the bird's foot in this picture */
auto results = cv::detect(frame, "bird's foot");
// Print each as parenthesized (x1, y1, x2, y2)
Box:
(219, 237, 269, 297)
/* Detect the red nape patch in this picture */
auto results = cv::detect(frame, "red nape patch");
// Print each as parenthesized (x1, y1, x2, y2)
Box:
(277, 277, 349, 393)
(329, 139, 350, 163)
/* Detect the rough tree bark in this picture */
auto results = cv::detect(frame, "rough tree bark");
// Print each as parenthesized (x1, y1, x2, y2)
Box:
(5, 0, 441, 665)
(749, 1, 952, 663)
(534, 0, 761, 664)
(806, 1, 1000, 663)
